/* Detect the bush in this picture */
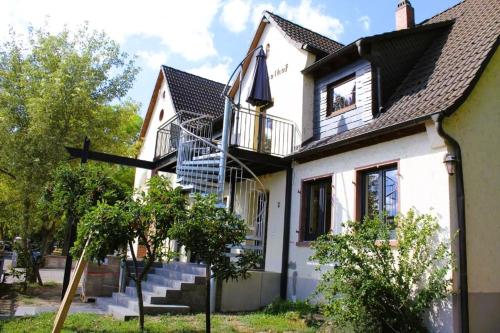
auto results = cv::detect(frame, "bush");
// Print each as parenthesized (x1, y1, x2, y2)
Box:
(311, 210, 452, 333)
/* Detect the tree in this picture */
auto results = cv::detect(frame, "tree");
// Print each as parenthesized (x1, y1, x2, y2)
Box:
(168, 194, 260, 333)
(0, 23, 141, 282)
(311, 210, 452, 333)
(73, 176, 186, 332)
(37, 164, 128, 285)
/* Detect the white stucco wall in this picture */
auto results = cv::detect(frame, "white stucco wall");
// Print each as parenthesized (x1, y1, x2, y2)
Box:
(134, 73, 177, 192)
(286, 130, 455, 331)
(236, 22, 316, 143)
(260, 171, 286, 273)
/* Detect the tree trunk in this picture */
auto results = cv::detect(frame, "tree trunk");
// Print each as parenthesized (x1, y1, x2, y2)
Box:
(129, 241, 145, 332)
(205, 264, 211, 333)
(136, 280, 145, 332)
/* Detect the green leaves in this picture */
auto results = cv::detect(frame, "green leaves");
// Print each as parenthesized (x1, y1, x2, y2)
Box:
(311, 210, 452, 332)
(168, 194, 259, 281)
(0, 23, 142, 276)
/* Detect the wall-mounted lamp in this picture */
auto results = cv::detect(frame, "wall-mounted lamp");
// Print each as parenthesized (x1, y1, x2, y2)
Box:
(443, 153, 458, 175)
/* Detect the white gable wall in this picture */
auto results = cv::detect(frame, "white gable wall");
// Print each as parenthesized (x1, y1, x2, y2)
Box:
(134, 74, 177, 192)
(236, 23, 317, 143)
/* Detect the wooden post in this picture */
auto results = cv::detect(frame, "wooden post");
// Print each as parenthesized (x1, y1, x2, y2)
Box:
(52, 239, 89, 333)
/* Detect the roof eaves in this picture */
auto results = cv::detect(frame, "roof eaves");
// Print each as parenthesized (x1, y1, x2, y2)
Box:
(289, 113, 433, 161)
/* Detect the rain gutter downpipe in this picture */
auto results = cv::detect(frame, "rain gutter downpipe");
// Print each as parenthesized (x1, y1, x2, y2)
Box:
(280, 166, 293, 299)
(435, 113, 469, 333)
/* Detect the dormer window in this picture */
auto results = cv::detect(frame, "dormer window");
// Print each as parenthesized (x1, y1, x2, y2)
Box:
(326, 74, 356, 117)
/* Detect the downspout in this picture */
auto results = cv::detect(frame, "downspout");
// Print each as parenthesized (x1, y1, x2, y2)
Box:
(280, 166, 293, 299)
(435, 113, 469, 333)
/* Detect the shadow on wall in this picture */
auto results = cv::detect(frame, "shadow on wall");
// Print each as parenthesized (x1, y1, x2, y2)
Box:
(425, 296, 454, 333)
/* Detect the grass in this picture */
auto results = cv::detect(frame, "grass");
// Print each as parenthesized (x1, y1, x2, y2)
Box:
(0, 311, 318, 332)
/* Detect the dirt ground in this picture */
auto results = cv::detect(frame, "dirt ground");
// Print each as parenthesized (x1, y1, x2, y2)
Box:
(0, 281, 88, 317)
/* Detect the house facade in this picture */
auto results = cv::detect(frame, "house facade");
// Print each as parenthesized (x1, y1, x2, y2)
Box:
(134, 0, 499, 331)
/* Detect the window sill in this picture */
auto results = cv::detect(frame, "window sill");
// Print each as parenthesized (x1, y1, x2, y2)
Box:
(295, 241, 313, 247)
(326, 104, 356, 118)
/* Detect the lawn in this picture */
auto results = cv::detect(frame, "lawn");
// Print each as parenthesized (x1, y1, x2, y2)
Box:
(0, 311, 318, 332)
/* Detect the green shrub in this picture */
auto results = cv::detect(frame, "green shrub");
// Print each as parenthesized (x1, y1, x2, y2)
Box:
(311, 210, 452, 333)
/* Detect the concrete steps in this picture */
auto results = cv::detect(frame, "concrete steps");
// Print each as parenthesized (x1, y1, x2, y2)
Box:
(95, 262, 206, 320)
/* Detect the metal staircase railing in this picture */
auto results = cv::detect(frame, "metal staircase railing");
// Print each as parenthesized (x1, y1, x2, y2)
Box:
(174, 107, 268, 268)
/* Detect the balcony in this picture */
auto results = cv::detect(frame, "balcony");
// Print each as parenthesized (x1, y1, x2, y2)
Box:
(229, 107, 301, 157)
(153, 107, 301, 173)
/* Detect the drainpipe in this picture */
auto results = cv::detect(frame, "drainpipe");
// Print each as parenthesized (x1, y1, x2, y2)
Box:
(280, 166, 293, 299)
(435, 113, 469, 333)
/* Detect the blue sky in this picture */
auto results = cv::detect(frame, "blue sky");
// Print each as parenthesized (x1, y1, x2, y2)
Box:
(1, 0, 460, 117)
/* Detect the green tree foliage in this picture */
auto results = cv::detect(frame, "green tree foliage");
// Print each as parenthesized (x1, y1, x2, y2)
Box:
(0, 23, 141, 282)
(169, 194, 260, 333)
(73, 176, 186, 332)
(311, 210, 452, 332)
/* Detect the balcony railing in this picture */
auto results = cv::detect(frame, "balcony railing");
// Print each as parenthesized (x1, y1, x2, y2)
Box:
(154, 115, 180, 160)
(154, 107, 302, 161)
(230, 107, 301, 157)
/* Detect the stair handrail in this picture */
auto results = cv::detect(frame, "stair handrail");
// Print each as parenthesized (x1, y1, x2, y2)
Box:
(176, 109, 268, 204)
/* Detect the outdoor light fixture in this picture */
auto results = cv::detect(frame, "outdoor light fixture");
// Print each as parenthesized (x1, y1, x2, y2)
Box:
(443, 153, 458, 175)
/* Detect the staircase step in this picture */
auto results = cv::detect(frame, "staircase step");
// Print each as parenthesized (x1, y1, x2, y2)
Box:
(192, 152, 222, 161)
(177, 165, 220, 173)
(181, 159, 220, 166)
(146, 273, 187, 287)
(163, 262, 207, 275)
(178, 176, 219, 188)
(177, 172, 219, 182)
(95, 261, 208, 320)
(152, 267, 202, 281)
(129, 279, 181, 294)
(125, 286, 170, 305)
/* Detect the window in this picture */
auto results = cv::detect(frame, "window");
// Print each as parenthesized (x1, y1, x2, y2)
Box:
(327, 74, 356, 117)
(359, 165, 398, 239)
(300, 177, 332, 242)
(159, 109, 164, 121)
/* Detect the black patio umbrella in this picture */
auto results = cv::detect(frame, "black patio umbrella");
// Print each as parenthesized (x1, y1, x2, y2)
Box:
(246, 48, 272, 107)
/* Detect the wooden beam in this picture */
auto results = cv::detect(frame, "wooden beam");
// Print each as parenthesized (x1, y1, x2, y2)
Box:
(52, 241, 89, 333)
(65, 147, 156, 170)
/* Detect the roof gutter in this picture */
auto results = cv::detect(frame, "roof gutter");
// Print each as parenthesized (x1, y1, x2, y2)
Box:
(434, 112, 469, 333)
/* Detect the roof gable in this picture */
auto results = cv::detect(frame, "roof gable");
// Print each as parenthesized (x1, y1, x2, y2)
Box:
(296, 0, 500, 157)
(139, 66, 226, 139)
(229, 11, 343, 97)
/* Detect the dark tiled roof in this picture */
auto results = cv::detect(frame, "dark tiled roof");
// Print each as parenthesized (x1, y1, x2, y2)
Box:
(266, 11, 344, 55)
(297, 0, 499, 156)
(162, 66, 225, 118)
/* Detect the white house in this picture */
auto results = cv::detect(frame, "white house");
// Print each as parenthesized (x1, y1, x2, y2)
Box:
(129, 0, 499, 331)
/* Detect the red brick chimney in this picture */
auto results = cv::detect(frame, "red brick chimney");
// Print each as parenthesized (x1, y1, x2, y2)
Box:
(396, 0, 415, 30)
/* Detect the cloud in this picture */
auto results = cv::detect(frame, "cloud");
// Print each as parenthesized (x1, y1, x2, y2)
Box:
(188, 57, 232, 83)
(137, 50, 168, 70)
(220, 0, 252, 33)
(358, 15, 371, 32)
(0, 0, 221, 62)
(251, 3, 276, 28)
(277, 0, 344, 40)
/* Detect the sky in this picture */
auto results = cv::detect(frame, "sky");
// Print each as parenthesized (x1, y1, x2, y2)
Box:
(1, 0, 461, 118)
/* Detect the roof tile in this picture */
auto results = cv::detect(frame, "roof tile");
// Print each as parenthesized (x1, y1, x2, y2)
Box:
(162, 66, 226, 119)
(298, 0, 499, 155)
(266, 11, 343, 55)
